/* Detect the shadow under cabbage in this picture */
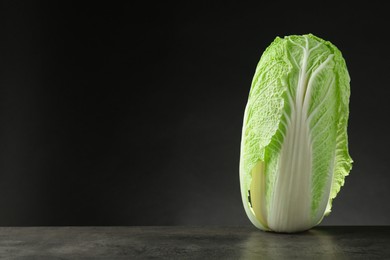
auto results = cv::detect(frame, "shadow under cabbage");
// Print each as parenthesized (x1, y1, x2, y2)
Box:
(239, 227, 343, 259)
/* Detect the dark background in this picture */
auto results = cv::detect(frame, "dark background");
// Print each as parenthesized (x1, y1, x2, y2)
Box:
(0, 1, 389, 226)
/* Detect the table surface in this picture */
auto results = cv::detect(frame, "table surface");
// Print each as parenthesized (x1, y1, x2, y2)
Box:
(0, 226, 389, 259)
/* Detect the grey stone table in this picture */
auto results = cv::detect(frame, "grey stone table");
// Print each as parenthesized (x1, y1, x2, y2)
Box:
(0, 226, 389, 259)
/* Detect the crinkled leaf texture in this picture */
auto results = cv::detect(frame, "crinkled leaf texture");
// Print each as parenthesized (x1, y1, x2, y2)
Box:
(240, 34, 352, 233)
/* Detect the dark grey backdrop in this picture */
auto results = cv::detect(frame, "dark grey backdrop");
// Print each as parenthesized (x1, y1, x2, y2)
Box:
(0, 2, 389, 226)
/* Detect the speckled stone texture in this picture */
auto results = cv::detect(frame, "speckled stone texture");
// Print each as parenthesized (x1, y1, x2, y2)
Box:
(0, 226, 388, 259)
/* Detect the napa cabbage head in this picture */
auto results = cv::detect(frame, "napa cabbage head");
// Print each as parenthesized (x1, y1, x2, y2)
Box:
(239, 34, 352, 233)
